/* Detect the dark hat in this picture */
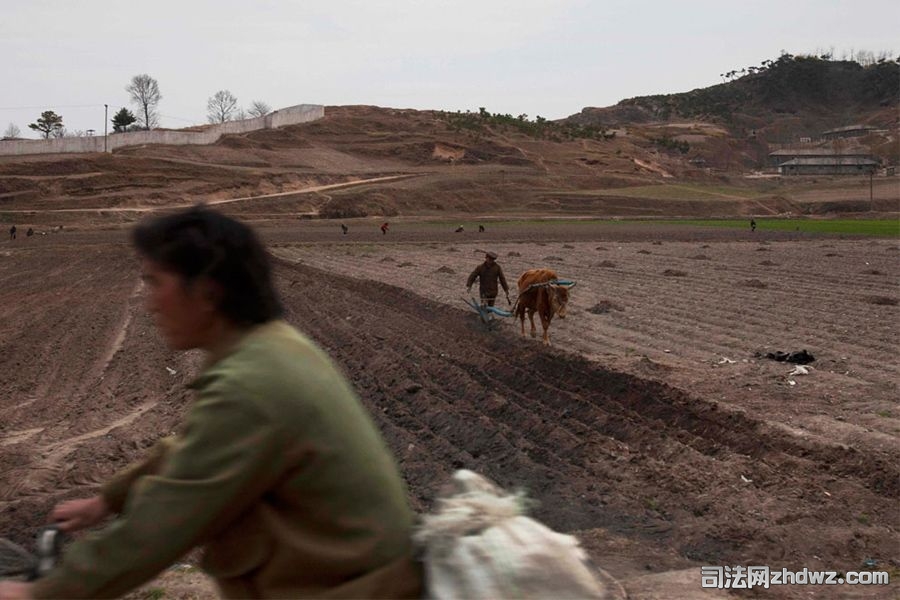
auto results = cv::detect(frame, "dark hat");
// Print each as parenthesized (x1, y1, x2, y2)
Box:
(485, 251, 498, 259)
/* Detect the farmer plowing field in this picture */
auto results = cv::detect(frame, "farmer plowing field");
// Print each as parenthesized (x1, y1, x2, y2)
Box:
(466, 250, 511, 308)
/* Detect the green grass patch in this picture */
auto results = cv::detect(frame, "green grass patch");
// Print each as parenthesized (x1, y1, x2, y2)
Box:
(417, 218, 600, 228)
(409, 217, 899, 236)
(663, 219, 900, 236)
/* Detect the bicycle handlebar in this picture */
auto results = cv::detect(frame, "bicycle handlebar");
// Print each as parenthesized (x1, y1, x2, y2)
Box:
(0, 526, 63, 581)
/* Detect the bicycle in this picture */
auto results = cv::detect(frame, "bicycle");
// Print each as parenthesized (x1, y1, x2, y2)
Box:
(0, 526, 63, 582)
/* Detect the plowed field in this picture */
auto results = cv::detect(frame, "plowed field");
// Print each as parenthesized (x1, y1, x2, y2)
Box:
(1, 221, 897, 599)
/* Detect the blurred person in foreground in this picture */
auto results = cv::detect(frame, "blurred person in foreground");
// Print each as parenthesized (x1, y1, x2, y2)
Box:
(0, 206, 421, 599)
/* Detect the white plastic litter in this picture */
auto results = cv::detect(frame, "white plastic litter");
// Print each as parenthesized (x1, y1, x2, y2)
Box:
(788, 366, 809, 376)
(165, 367, 177, 375)
(718, 357, 736, 365)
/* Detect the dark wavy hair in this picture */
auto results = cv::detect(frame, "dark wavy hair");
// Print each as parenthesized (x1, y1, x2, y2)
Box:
(132, 206, 283, 325)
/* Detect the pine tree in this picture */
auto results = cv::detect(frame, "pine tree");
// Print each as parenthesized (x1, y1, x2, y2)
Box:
(28, 111, 64, 139)
(112, 108, 137, 132)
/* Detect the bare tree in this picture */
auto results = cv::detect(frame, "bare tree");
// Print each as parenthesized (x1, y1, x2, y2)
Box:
(207, 90, 238, 123)
(248, 100, 271, 118)
(234, 108, 248, 121)
(3, 123, 20, 138)
(126, 74, 162, 130)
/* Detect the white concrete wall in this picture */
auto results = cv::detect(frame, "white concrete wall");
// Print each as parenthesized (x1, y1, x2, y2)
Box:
(0, 104, 324, 156)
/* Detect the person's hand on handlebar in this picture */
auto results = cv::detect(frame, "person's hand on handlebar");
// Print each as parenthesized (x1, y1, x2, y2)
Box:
(51, 496, 110, 533)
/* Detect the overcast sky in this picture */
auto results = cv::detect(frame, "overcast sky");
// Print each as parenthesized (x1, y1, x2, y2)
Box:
(2, 0, 897, 137)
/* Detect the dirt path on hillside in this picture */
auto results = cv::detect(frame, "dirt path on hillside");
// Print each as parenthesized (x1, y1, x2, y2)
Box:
(0, 174, 420, 214)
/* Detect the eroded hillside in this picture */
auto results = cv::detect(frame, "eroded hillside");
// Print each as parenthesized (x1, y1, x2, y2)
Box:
(1, 105, 897, 228)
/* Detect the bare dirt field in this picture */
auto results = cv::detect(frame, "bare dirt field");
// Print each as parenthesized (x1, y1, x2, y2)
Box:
(1, 220, 897, 599)
(1, 104, 897, 598)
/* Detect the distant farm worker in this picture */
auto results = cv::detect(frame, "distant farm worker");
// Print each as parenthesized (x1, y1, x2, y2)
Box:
(750, 218, 757, 232)
(381, 222, 390, 235)
(478, 225, 485, 233)
(455, 225, 465, 233)
(0, 206, 422, 600)
(341, 223, 349, 235)
(26, 227, 34, 237)
(467, 251, 510, 307)
(8, 225, 15, 240)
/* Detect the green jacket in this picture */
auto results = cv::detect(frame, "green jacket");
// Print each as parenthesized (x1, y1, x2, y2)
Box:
(33, 321, 421, 599)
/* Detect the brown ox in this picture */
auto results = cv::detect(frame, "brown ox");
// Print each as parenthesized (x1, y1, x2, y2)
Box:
(513, 268, 573, 345)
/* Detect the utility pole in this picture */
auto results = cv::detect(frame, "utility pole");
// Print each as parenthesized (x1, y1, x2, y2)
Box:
(104, 104, 108, 153)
